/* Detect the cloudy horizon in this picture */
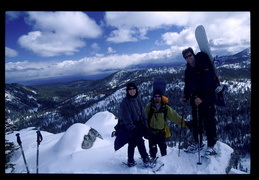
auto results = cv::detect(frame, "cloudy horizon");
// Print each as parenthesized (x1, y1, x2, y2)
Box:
(5, 11, 250, 85)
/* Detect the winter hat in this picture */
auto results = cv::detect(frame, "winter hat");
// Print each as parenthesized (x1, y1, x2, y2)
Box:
(153, 90, 162, 97)
(126, 82, 137, 91)
(126, 82, 138, 97)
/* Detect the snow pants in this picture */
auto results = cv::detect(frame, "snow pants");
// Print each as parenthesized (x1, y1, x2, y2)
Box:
(148, 131, 167, 158)
(128, 136, 148, 162)
(192, 103, 217, 148)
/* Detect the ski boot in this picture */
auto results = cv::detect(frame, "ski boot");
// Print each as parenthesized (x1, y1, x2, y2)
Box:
(127, 160, 137, 167)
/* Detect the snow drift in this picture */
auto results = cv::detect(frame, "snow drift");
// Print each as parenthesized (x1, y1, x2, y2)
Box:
(6, 111, 246, 174)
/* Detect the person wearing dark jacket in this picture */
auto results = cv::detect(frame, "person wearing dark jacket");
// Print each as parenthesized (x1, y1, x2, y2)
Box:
(181, 47, 218, 155)
(120, 82, 150, 167)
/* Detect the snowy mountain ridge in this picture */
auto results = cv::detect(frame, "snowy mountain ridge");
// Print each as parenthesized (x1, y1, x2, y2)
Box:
(5, 48, 251, 174)
(218, 48, 250, 62)
(6, 111, 248, 174)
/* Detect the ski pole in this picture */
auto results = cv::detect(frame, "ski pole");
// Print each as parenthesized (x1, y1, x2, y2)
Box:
(178, 105, 184, 157)
(16, 133, 30, 174)
(36, 129, 43, 174)
(196, 106, 202, 165)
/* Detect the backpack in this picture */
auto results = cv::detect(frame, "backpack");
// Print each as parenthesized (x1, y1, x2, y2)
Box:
(147, 103, 171, 138)
(197, 52, 226, 108)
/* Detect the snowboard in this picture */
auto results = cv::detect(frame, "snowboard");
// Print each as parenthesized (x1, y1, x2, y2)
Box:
(195, 25, 214, 63)
(153, 77, 166, 96)
(153, 77, 168, 103)
(195, 25, 226, 108)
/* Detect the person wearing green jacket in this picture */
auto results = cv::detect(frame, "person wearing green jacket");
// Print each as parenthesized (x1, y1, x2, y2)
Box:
(145, 92, 186, 160)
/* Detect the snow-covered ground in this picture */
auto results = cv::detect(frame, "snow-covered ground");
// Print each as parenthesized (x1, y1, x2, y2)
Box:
(6, 111, 249, 174)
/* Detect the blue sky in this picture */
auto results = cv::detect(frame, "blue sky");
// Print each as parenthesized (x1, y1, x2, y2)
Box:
(5, 11, 250, 85)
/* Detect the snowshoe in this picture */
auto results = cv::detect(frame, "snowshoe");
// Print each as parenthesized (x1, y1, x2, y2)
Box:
(152, 163, 164, 173)
(142, 156, 151, 168)
(205, 147, 217, 156)
(201, 147, 217, 159)
(126, 160, 137, 167)
(184, 142, 204, 153)
(149, 157, 158, 168)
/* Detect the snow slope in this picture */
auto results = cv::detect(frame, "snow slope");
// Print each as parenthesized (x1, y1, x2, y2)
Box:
(6, 111, 246, 174)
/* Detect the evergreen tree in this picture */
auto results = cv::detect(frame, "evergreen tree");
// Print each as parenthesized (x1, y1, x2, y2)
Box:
(5, 118, 18, 173)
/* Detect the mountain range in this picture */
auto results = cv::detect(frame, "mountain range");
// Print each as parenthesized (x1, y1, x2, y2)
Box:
(5, 48, 251, 171)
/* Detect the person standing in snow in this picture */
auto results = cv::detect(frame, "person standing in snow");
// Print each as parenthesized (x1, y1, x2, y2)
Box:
(181, 47, 218, 155)
(119, 82, 150, 167)
(145, 92, 186, 161)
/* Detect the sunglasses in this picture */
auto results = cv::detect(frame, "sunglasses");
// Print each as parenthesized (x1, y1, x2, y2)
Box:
(154, 95, 161, 98)
(184, 54, 193, 59)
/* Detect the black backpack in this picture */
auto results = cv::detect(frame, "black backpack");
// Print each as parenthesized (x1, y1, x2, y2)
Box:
(147, 103, 168, 124)
(147, 102, 171, 138)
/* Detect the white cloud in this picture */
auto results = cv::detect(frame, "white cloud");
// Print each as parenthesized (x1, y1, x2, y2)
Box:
(206, 12, 250, 54)
(106, 28, 138, 43)
(5, 47, 18, 57)
(105, 11, 186, 30)
(105, 11, 194, 43)
(91, 43, 100, 50)
(107, 47, 116, 53)
(18, 11, 102, 57)
(6, 11, 250, 84)
(5, 47, 178, 83)
(105, 11, 250, 55)
(162, 28, 195, 47)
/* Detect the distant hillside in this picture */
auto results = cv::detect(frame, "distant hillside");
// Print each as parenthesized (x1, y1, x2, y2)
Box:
(5, 48, 251, 159)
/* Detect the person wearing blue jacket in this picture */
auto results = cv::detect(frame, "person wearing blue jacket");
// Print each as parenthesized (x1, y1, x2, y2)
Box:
(119, 82, 150, 167)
